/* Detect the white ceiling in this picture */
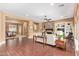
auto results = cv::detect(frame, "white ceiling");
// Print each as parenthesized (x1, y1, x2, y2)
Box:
(0, 3, 75, 22)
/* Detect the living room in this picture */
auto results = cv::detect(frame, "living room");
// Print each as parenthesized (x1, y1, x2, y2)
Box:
(0, 3, 79, 56)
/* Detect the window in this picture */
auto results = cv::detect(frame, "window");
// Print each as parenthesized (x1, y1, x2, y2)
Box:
(9, 24, 17, 32)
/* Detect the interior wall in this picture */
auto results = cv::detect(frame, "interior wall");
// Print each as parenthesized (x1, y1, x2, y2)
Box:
(0, 12, 5, 42)
(54, 18, 74, 35)
(5, 18, 23, 35)
(5, 17, 31, 38)
(76, 4, 79, 40)
(6, 19, 21, 23)
(28, 21, 42, 38)
(75, 4, 79, 55)
(42, 18, 74, 33)
(28, 21, 34, 38)
(5, 16, 36, 39)
(77, 19, 79, 45)
(38, 23, 43, 32)
(73, 3, 79, 56)
(0, 11, 36, 42)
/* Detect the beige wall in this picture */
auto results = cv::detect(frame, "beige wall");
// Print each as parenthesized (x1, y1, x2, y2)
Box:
(74, 4, 79, 55)
(38, 23, 43, 32)
(54, 18, 74, 34)
(42, 18, 74, 33)
(28, 22, 43, 38)
(6, 19, 20, 23)
(0, 10, 76, 43)
(0, 11, 36, 42)
(0, 12, 5, 42)
(28, 21, 34, 38)
(5, 15, 35, 39)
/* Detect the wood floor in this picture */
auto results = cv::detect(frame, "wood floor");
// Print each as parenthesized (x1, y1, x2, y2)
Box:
(0, 38, 75, 56)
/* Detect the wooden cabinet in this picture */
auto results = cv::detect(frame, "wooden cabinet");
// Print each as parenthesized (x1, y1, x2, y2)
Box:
(55, 40, 66, 49)
(55, 22, 72, 37)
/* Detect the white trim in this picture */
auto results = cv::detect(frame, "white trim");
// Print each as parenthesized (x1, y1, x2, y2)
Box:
(0, 41, 5, 46)
(74, 39, 79, 56)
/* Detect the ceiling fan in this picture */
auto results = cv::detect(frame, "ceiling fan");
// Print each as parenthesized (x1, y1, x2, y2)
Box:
(58, 4, 64, 7)
(44, 16, 51, 22)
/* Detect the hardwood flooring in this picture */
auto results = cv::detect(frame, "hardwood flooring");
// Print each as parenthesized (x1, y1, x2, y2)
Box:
(0, 38, 75, 56)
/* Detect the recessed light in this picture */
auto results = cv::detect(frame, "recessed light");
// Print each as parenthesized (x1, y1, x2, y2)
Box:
(60, 16, 64, 18)
(58, 4, 64, 7)
(50, 3, 54, 6)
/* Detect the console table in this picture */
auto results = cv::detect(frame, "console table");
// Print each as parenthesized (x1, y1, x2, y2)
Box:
(6, 35, 26, 40)
(33, 35, 47, 47)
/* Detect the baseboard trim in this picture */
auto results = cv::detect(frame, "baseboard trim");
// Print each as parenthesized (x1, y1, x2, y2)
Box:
(74, 39, 79, 56)
(0, 40, 5, 46)
(28, 37, 33, 39)
(75, 51, 79, 56)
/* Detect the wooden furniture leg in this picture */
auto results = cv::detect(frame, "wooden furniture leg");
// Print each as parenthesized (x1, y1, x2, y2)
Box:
(33, 36, 35, 44)
(33, 35, 47, 48)
(43, 37, 45, 47)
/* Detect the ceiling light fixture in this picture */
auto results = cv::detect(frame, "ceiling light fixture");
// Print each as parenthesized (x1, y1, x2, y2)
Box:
(58, 4, 64, 7)
(44, 16, 51, 22)
(50, 3, 54, 6)
(60, 16, 64, 18)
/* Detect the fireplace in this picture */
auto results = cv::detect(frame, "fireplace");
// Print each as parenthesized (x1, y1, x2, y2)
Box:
(45, 29, 53, 34)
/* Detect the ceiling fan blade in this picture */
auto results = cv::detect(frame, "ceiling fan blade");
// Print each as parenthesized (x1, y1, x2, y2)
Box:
(48, 19, 51, 20)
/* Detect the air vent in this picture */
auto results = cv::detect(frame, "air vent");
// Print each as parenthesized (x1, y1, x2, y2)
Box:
(58, 4, 64, 7)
